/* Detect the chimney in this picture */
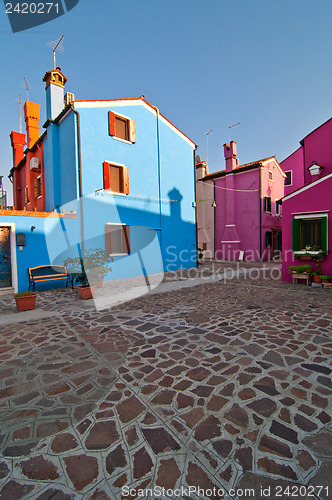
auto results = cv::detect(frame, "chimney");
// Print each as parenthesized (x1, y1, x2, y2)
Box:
(223, 141, 237, 172)
(43, 66, 67, 120)
(10, 131, 26, 167)
(24, 101, 40, 148)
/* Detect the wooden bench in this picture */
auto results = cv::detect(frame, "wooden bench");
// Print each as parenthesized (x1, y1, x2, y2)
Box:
(28, 265, 74, 291)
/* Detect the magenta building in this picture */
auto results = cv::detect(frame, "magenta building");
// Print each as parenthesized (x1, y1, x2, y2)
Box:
(200, 142, 285, 261)
(281, 118, 332, 281)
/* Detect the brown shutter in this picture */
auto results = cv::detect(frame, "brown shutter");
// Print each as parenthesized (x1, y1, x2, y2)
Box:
(122, 166, 129, 194)
(129, 120, 136, 143)
(34, 179, 38, 198)
(103, 162, 110, 190)
(108, 111, 115, 136)
(105, 224, 112, 253)
(123, 226, 130, 254)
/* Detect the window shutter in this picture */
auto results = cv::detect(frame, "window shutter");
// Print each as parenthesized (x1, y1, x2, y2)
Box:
(321, 217, 328, 252)
(292, 219, 301, 251)
(122, 166, 129, 194)
(108, 111, 115, 136)
(129, 120, 136, 143)
(123, 226, 131, 254)
(264, 197, 267, 211)
(34, 179, 38, 198)
(103, 162, 110, 190)
(105, 224, 112, 253)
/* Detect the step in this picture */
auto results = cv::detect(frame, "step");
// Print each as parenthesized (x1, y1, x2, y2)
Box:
(0, 287, 14, 297)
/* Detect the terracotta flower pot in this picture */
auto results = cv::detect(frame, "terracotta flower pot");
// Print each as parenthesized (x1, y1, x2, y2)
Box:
(77, 285, 95, 300)
(15, 294, 37, 312)
(313, 275, 322, 283)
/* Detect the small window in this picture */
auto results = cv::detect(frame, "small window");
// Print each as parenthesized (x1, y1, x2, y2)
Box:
(269, 171, 273, 181)
(264, 196, 272, 212)
(103, 162, 129, 194)
(25, 186, 30, 204)
(265, 231, 273, 248)
(34, 176, 42, 198)
(275, 199, 282, 215)
(108, 111, 136, 143)
(285, 171, 292, 186)
(105, 224, 130, 255)
(292, 216, 328, 252)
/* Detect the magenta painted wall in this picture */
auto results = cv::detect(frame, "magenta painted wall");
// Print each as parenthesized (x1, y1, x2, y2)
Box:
(303, 118, 332, 184)
(282, 175, 332, 282)
(214, 158, 284, 261)
(281, 147, 304, 197)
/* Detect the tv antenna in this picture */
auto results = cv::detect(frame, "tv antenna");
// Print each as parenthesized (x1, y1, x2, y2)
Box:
(24, 78, 29, 101)
(229, 122, 240, 142)
(206, 129, 212, 166)
(47, 35, 64, 69)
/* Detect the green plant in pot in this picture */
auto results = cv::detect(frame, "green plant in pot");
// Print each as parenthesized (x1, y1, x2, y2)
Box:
(64, 248, 113, 299)
(321, 275, 331, 283)
(312, 263, 322, 283)
(288, 264, 312, 274)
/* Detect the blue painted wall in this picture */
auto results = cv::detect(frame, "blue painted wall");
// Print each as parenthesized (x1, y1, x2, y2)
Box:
(0, 214, 78, 292)
(41, 100, 197, 281)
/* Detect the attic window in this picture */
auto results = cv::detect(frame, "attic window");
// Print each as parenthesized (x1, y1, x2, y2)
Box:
(108, 112, 136, 143)
(285, 171, 292, 186)
(268, 171, 273, 181)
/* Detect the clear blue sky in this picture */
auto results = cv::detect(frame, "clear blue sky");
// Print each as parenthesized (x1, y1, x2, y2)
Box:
(1, 0, 332, 203)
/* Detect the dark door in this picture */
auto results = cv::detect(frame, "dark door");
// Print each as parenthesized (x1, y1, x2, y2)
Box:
(0, 227, 11, 288)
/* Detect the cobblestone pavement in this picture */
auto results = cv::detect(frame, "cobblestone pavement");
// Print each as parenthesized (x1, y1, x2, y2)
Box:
(0, 262, 331, 499)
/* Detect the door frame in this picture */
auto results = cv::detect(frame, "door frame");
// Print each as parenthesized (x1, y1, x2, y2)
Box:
(0, 223, 18, 292)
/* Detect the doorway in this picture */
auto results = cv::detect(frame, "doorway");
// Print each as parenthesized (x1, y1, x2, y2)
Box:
(0, 227, 12, 288)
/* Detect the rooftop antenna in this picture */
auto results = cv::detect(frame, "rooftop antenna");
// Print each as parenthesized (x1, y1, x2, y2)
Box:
(47, 35, 64, 69)
(229, 122, 240, 142)
(206, 129, 212, 166)
(24, 78, 29, 101)
(19, 94, 22, 133)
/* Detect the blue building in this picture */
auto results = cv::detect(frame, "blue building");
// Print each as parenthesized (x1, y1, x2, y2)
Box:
(2, 67, 197, 293)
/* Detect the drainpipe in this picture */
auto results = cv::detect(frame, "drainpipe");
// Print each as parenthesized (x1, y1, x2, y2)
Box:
(259, 167, 262, 259)
(193, 147, 198, 266)
(152, 106, 163, 257)
(71, 105, 84, 255)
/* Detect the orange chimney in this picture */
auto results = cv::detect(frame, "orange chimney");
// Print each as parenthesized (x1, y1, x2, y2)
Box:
(24, 101, 40, 148)
(10, 131, 26, 167)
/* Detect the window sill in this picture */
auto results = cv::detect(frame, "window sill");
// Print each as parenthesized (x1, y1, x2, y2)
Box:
(112, 136, 133, 145)
(104, 190, 128, 197)
(294, 251, 322, 255)
(110, 253, 129, 257)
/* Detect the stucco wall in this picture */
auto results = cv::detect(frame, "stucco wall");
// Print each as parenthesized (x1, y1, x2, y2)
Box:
(281, 147, 304, 197)
(282, 175, 332, 282)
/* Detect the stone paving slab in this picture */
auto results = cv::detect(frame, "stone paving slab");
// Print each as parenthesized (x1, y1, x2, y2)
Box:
(0, 262, 331, 499)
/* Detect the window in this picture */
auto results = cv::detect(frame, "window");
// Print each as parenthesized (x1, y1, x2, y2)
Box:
(103, 162, 129, 194)
(25, 186, 30, 204)
(285, 171, 292, 186)
(276, 199, 282, 215)
(264, 196, 272, 212)
(108, 111, 136, 143)
(265, 231, 273, 248)
(34, 176, 42, 198)
(105, 224, 130, 255)
(269, 171, 273, 181)
(292, 216, 328, 252)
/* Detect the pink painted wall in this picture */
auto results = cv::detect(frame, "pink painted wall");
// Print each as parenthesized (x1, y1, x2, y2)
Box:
(214, 157, 284, 261)
(282, 175, 332, 282)
(215, 169, 260, 260)
(281, 147, 304, 197)
(303, 118, 332, 184)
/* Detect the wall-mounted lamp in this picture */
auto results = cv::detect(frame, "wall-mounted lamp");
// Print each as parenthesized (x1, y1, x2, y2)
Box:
(31, 226, 36, 232)
(197, 199, 216, 208)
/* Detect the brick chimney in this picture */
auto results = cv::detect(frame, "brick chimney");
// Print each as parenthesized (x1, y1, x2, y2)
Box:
(43, 66, 67, 120)
(224, 141, 237, 172)
(10, 131, 26, 167)
(24, 101, 40, 148)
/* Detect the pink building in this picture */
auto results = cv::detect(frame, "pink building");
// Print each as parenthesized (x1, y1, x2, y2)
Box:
(197, 142, 285, 261)
(281, 118, 332, 281)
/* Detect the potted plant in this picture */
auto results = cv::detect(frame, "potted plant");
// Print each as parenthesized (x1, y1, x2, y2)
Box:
(64, 248, 113, 300)
(288, 264, 312, 285)
(321, 275, 330, 284)
(14, 291, 37, 312)
(322, 276, 332, 288)
(305, 244, 311, 251)
(312, 263, 322, 283)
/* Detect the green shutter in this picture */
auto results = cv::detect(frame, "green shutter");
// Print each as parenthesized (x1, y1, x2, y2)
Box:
(292, 219, 301, 251)
(321, 217, 328, 252)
